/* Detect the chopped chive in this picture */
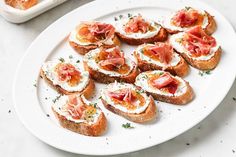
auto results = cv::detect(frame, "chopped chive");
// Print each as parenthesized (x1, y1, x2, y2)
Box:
(122, 123, 134, 129)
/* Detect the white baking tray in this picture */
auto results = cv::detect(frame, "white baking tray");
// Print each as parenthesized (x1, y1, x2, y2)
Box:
(0, 0, 67, 23)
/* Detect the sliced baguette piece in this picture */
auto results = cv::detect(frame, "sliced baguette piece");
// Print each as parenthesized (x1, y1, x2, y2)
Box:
(40, 58, 95, 98)
(169, 30, 221, 70)
(164, 7, 216, 35)
(69, 21, 120, 55)
(69, 35, 120, 55)
(52, 95, 107, 136)
(204, 12, 217, 35)
(83, 47, 140, 84)
(135, 71, 194, 105)
(101, 82, 157, 123)
(116, 27, 168, 45)
(180, 47, 222, 70)
(115, 14, 168, 45)
(134, 43, 189, 77)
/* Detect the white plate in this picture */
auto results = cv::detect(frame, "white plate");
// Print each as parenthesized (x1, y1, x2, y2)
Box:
(13, 0, 236, 155)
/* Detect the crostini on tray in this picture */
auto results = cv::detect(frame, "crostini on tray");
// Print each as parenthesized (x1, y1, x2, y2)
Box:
(169, 26, 221, 70)
(163, 7, 216, 35)
(69, 21, 120, 55)
(135, 71, 194, 105)
(83, 46, 139, 83)
(115, 14, 168, 45)
(41, 58, 95, 98)
(134, 42, 189, 77)
(101, 82, 157, 123)
(52, 94, 107, 136)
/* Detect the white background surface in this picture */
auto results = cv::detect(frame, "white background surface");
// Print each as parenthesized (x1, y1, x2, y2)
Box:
(1, 0, 236, 156)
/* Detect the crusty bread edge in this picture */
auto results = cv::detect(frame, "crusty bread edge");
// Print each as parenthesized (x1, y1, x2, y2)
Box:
(40, 69, 95, 98)
(143, 80, 194, 105)
(179, 47, 222, 70)
(101, 96, 157, 123)
(134, 51, 190, 77)
(52, 107, 107, 136)
(204, 11, 217, 35)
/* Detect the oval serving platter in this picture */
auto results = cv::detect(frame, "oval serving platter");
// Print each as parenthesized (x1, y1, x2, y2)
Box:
(13, 0, 236, 155)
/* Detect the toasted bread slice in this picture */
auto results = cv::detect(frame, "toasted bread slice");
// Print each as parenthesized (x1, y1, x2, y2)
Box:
(180, 47, 222, 70)
(69, 35, 120, 55)
(69, 21, 120, 55)
(164, 8, 216, 35)
(135, 71, 194, 105)
(116, 27, 168, 45)
(101, 82, 157, 123)
(134, 43, 189, 77)
(41, 59, 95, 98)
(5, 0, 38, 10)
(114, 14, 168, 45)
(83, 47, 140, 84)
(52, 95, 107, 136)
(204, 12, 217, 35)
(169, 31, 222, 70)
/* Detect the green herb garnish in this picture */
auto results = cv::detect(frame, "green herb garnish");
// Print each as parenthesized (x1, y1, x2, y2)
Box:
(59, 57, 65, 62)
(141, 74, 148, 80)
(119, 15, 123, 19)
(185, 6, 191, 10)
(198, 70, 211, 76)
(90, 103, 98, 108)
(122, 123, 134, 129)
(52, 95, 62, 103)
(136, 89, 144, 95)
(69, 55, 73, 59)
(128, 13, 132, 18)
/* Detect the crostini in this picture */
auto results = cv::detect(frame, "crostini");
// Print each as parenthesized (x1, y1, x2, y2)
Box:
(134, 42, 189, 77)
(52, 94, 107, 136)
(163, 7, 216, 35)
(41, 57, 95, 98)
(83, 46, 139, 83)
(115, 14, 168, 45)
(169, 26, 221, 70)
(135, 71, 194, 105)
(5, 0, 38, 10)
(101, 82, 157, 123)
(69, 21, 120, 55)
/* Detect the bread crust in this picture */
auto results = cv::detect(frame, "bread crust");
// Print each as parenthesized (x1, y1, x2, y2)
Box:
(179, 47, 222, 70)
(204, 12, 217, 35)
(116, 27, 168, 45)
(52, 107, 107, 136)
(40, 69, 95, 98)
(102, 96, 157, 123)
(145, 81, 194, 105)
(83, 61, 140, 84)
(69, 35, 120, 55)
(134, 51, 189, 77)
(166, 11, 217, 35)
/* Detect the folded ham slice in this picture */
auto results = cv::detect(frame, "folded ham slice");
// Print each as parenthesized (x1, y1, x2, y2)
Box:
(184, 26, 216, 56)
